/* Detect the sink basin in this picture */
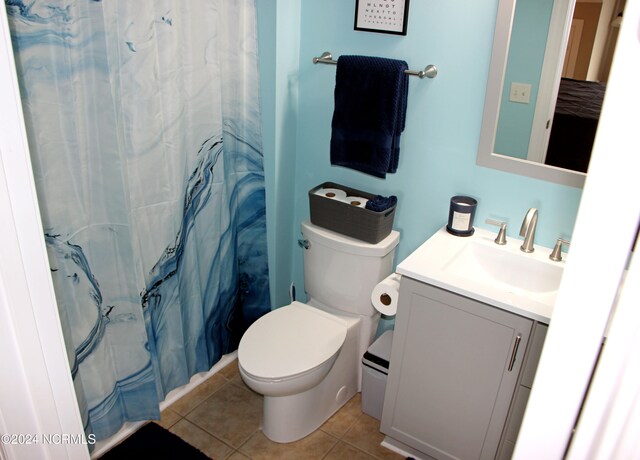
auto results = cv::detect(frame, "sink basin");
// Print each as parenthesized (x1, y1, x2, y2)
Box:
(443, 240, 563, 294)
(396, 227, 566, 323)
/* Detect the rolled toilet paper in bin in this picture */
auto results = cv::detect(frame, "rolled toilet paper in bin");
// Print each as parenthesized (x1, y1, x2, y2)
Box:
(345, 196, 368, 208)
(314, 188, 347, 200)
(371, 273, 401, 316)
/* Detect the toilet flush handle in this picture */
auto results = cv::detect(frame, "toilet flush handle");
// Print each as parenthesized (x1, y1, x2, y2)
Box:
(298, 239, 310, 250)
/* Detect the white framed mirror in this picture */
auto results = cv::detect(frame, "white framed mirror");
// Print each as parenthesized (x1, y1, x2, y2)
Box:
(478, 0, 623, 188)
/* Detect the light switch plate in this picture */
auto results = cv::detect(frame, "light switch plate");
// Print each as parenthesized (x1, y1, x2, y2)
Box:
(509, 82, 532, 104)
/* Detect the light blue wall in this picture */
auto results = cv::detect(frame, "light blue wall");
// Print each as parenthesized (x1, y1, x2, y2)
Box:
(495, 0, 555, 158)
(258, 1, 582, 308)
(257, 0, 301, 308)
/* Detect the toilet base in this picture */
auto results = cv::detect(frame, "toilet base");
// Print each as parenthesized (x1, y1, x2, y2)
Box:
(261, 322, 359, 443)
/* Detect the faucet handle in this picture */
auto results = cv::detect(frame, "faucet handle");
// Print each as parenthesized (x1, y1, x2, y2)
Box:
(485, 219, 508, 245)
(549, 238, 571, 262)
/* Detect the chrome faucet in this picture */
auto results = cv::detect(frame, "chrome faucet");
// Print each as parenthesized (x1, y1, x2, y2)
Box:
(519, 208, 538, 253)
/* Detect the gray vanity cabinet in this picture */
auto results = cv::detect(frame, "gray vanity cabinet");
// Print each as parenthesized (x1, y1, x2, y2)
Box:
(496, 322, 548, 459)
(380, 277, 533, 460)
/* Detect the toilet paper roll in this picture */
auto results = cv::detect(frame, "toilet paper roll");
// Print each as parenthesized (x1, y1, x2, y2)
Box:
(314, 188, 347, 200)
(371, 273, 401, 316)
(345, 196, 368, 208)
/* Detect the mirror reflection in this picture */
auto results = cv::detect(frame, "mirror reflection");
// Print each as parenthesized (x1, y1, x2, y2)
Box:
(494, 0, 625, 174)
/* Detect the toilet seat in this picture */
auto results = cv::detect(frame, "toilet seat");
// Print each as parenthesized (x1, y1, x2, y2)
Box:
(238, 301, 347, 381)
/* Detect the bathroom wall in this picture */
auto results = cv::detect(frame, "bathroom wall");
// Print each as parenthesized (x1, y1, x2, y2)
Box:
(258, 0, 583, 308)
(257, 0, 301, 308)
(495, 0, 555, 158)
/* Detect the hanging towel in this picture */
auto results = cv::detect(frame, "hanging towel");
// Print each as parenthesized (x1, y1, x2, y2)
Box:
(330, 55, 409, 178)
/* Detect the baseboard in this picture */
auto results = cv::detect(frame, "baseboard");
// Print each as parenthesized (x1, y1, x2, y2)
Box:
(381, 435, 434, 460)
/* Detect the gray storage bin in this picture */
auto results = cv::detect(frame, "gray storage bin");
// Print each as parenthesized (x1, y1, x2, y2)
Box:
(309, 182, 396, 244)
(361, 330, 394, 420)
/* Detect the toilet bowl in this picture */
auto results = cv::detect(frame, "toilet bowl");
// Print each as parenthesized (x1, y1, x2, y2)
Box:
(238, 302, 347, 397)
(238, 302, 360, 443)
(238, 221, 400, 443)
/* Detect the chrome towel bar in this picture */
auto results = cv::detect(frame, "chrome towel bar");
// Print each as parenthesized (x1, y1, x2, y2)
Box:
(312, 51, 438, 79)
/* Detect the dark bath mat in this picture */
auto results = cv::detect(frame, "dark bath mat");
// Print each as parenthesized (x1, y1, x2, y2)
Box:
(99, 422, 209, 459)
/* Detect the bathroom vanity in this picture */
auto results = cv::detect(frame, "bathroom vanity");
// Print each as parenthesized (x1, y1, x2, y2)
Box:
(380, 227, 559, 460)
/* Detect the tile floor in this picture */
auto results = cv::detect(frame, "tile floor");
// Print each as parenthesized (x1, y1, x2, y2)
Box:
(152, 359, 406, 459)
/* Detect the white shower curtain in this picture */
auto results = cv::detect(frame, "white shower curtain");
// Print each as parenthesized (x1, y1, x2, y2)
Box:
(7, 0, 270, 441)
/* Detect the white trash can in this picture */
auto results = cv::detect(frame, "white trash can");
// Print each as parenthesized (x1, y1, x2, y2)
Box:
(361, 330, 393, 420)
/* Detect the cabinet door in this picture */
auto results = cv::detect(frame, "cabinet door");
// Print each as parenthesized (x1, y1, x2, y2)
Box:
(381, 278, 532, 460)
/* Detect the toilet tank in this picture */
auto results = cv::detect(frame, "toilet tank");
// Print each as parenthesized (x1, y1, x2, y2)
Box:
(301, 220, 400, 316)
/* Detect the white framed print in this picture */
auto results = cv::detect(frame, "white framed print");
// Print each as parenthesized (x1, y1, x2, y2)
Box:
(354, 0, 410, 36)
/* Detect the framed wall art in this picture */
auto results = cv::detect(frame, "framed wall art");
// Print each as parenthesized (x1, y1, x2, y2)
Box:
(354, 0, 410, 36)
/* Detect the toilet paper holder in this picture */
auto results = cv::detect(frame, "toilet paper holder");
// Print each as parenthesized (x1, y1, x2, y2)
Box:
(371, 273, 401, 316)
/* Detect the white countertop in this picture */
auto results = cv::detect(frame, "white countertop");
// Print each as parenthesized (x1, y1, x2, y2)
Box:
(396, 227, 566, 324)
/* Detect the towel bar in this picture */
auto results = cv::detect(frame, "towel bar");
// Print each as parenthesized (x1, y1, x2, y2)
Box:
(312, 52, 438, 79)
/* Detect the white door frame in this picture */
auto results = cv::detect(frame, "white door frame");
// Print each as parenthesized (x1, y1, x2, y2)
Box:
(527, 0, 575, 163)
(0, 6, 89, 460)
(514, 0, 640, 457)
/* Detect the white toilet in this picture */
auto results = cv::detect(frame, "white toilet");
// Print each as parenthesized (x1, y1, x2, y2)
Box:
(238, 220, 400, 443)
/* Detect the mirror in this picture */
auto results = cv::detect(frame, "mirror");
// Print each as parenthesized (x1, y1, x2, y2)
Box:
(478, 0, 624, 188)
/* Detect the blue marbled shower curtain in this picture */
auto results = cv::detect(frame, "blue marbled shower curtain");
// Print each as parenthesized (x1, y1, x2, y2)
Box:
(6, 0, 270, 441)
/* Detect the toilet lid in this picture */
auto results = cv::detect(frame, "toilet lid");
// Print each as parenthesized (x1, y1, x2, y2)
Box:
(238, 302, 347, 380)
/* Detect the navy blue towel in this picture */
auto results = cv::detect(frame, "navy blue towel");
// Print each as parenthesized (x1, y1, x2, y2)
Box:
(365, 195, 398, 212)
(330, 55, 409, 178)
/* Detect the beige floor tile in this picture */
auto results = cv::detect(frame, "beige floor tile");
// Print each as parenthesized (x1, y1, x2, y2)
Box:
(219, 359, 240, 380)
(342, 413, 404, 460)
(324, 441, 379, 460)
(239, 430, 338, 460)
(169, 373, 227, 416)
(169, 418, 234, 459)
(152, 362, 406, 460)
(321, 393, 363, 438)
(186, 382, 262, 448)
(221, 359, 248, 388)
(155, 407, 182, 429)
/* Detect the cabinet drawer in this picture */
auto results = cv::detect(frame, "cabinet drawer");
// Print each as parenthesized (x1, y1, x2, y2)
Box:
(504, 386, 531, 442)
(520, 323, 548, 388)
